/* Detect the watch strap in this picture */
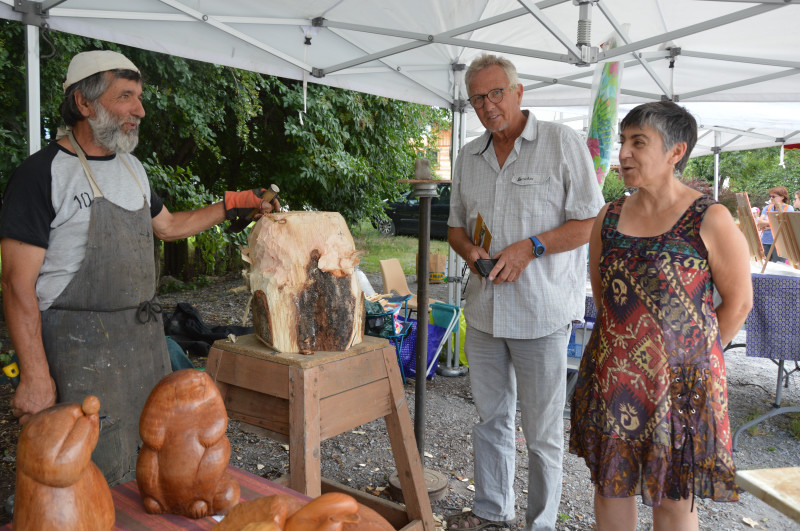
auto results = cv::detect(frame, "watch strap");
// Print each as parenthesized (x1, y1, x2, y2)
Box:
(529, 235, 545, 257)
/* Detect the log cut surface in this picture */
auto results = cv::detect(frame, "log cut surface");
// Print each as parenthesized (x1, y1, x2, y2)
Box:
(243, 212, 364, 353)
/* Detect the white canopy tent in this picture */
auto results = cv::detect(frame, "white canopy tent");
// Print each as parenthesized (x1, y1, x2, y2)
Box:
(3, 0, 800, 156)
(3, 0, 800, 445)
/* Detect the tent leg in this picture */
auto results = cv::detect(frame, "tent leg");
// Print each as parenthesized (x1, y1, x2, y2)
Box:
(25, 24, 41, 155)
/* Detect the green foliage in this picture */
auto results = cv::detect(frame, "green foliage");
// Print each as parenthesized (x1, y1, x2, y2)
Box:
(600, 170, 631, 203)
(789, 414, 800, 441)
(144, 157, 242, 274)
(685, 148, 800, 207)
(259, 80, 450, 224)
(1, 22, 449, 280)
(0, 24, 449, 208)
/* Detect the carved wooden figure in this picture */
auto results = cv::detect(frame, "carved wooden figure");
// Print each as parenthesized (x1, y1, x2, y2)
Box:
(213, 494, 305, 531)
(242, 211, 364, 353)
(13, 395, 114, 531)
(137, 368, 240, 518)
(212, 493, 395, 531)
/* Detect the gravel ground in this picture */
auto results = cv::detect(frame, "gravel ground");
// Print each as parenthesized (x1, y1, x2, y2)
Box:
(1, 271, 799, 530)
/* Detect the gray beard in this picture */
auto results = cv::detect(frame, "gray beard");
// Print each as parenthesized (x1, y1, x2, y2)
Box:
(88, 102, 139, 154)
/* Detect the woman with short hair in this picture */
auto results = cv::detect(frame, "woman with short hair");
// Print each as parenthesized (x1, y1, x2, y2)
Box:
(569, 101, 753, 531)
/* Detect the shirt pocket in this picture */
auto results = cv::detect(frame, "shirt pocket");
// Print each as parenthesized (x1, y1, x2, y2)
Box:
(510, 173, 551, 213)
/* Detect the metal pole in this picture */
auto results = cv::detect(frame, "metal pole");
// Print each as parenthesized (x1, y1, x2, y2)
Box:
(713, 131, 721, 200)
(26, 24, 41, 155)
(415, 193, 432, 459)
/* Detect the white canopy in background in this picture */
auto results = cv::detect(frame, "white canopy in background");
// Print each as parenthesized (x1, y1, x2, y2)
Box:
(2, 0, 800, 160)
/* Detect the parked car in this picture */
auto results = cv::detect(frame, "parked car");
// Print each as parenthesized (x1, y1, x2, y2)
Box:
(375, 183, 451, 240)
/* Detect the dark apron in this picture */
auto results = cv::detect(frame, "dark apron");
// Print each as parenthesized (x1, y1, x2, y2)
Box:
(41, 133, 170, 486)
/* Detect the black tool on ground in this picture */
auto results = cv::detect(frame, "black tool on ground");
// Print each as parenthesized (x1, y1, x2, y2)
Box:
(474, 258, 498, 278)
(226, 184, 280, 233)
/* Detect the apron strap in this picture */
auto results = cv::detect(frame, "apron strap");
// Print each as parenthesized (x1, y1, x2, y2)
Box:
(66, 130, 148, 200)
(67, 130, 103, 198)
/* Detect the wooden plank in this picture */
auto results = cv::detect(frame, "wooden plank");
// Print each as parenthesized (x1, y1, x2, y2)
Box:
(736, 192, 766, 264)
(210, 334, 391, 369)
(207, 346, 290, 399)
(736, 467, 800, 523)
(222, 386, 289, 435)
(771, 210, 800, 269)
(318, 379, 393, 439)
(289, 365, 321, 497)
(321, 478, 411, 530)
(767, 212, 800, 269)
(317, 346, 394, 398)
(380, 349, 435, 531)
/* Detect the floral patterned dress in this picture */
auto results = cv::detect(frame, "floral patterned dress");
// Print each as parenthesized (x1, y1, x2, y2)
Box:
(569, 195, 738, 507)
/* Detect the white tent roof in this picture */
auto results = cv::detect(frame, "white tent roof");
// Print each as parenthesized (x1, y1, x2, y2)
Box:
(3, 0, 800, 155)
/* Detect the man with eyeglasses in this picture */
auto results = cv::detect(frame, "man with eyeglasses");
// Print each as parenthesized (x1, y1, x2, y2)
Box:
(447, 54, 604, 531)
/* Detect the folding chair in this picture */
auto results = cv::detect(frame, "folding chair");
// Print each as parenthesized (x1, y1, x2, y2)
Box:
(425, 302, 461, 378)
(379, 258, 441, 313)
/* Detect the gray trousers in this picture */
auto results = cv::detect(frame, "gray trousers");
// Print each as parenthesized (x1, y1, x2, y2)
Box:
(465, 325, 569, 531)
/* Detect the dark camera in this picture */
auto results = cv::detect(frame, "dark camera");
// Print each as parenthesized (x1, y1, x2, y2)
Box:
(474, 258, 498, 278)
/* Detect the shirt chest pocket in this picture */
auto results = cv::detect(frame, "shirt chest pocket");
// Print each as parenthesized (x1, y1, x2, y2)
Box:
(509, 173, 550, 212)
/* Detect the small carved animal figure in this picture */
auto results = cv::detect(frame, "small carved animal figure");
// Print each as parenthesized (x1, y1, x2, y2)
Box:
(212, 493, 395, 531)
(213, 494, 305, 531)
(14, 395, 114, 531)
(137, 368, 239, 518)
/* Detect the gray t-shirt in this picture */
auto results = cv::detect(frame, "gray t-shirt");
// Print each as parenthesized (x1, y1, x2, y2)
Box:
(0, 142, 164, 310)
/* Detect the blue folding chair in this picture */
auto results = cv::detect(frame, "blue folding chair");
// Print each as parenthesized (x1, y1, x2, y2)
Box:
(427, 302, 461, 378)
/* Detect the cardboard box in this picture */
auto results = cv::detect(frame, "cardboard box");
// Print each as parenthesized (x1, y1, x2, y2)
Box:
(416, 253, 447, 283)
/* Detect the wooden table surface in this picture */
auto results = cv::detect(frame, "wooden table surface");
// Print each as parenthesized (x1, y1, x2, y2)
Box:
(1, 466, 309, 531)
(736, 467, 800, 524)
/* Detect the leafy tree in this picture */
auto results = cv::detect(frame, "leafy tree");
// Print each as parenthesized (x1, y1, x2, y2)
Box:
(684, 147, 799, 206)
(1, 22, 449, 276)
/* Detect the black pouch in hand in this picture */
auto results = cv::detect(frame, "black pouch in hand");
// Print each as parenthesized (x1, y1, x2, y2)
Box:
(474, 258, 498, 278)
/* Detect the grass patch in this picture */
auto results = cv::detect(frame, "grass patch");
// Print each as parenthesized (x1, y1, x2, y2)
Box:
(788, 413, 800, 440)
(745, 408, 769, 437)
(350, 220, 451, 275)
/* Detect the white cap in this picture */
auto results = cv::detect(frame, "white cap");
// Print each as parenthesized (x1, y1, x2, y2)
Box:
(63, 50, 140, 93)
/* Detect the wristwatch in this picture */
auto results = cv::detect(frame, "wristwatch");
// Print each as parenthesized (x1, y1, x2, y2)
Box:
(529, 235, 545, 257)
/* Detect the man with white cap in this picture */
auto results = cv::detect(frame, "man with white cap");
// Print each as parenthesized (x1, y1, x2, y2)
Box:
(0, 50, 279, 485)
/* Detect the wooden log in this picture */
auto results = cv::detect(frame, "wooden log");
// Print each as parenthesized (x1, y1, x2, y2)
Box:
(243, 212, 364, 353)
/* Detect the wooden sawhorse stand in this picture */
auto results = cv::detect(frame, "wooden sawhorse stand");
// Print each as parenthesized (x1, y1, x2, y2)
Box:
(206, 334, 434, 531)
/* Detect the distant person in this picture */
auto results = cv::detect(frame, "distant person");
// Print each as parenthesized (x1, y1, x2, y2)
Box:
(757, 186, 793, 262)
(569, 101, 753, 531)
(447, 53, 604, 531)
(794, 190, 800, 210)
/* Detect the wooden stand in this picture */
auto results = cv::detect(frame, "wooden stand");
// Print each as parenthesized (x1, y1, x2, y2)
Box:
(206, 335, 434, 531)
(735, 192, 766, 267)
(768, 210, 800, 270)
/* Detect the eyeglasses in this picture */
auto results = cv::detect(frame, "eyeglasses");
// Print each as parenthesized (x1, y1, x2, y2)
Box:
(468, 87, 512, 109)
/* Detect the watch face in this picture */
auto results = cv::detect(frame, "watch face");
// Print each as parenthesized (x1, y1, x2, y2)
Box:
(534, 244, 544, 256)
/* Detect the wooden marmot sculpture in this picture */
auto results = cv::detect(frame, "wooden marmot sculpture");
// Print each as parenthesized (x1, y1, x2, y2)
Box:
(13, 395, 114, 531)
(137, 368, 240, 518)
(213, 492, 395, 531)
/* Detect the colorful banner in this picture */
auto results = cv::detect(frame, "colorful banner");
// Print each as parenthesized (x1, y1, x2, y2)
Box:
(587, 34, 624, 188)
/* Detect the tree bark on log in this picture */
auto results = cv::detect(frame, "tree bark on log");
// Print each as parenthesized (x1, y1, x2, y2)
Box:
(243, 212, 363, 353)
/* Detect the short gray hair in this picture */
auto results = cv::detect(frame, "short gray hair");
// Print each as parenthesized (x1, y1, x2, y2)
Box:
(619, 101, 698, 174)
(465, 54, 520, 93)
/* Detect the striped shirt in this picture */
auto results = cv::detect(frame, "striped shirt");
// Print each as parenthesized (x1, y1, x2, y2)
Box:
(448, 111, 605, 339)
